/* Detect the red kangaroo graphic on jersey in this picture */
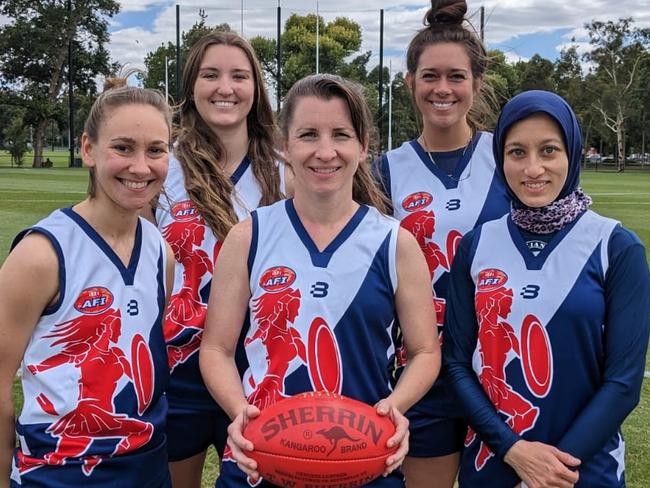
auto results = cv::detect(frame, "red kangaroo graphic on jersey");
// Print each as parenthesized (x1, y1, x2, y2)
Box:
(162, 211, 214, 371)
(19, 308, 154, 476)
(245, 288, 304, 410)
(465, 287, 539, 471)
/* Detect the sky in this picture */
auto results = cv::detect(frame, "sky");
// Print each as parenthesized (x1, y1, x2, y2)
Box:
(106, 0, 650, 76)
(0, 1, 648, 77)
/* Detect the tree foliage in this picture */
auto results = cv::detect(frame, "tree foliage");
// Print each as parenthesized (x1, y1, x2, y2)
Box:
(582, 18, 650, 170)
(3, 108, 30, 167)
(250, 14, 364, 98)
(0, 0, 120, 167)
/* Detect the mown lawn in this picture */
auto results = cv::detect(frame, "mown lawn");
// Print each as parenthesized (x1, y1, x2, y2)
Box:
(1, 167, 649, 487)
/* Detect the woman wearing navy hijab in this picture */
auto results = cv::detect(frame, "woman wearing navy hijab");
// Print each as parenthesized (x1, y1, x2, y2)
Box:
(443, 90, 650, 488)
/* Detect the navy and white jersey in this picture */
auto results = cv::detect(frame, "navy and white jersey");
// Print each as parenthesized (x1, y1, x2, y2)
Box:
(379, 132, 509, 425)
(218, 199, 404, 488)
(10, 208, 170, 487)
(155, 154, 282, 409)
(379, 132, 509, 323)
(444, 210, 650, 488)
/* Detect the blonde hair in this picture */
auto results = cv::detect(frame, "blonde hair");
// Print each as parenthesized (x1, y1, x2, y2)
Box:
(280, 74, 390, 214)
(84, 79, 171, 197)
(174, 30, 282, 241)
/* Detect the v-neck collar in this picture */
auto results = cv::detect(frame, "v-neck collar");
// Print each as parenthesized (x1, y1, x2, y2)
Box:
(409, 132, 483, 189)
(506, 213, 583, 271)
(230, 155, 251, 185)
(285, 199, 369, 268)
(62, 207, 142, 285)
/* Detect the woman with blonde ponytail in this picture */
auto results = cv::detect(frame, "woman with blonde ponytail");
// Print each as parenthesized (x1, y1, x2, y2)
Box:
(376, 1, 510, 486)
(151, 30, 286, 488)
(1, 79, 175, 486)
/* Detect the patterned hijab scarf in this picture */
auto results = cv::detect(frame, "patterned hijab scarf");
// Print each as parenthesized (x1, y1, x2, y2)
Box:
(492, 90, 591, 234)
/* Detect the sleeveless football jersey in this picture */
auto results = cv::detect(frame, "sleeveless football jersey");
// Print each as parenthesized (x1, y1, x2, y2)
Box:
(381, 132, 509, 325)
(460, 210, 623, 487)
(155, 154, 281, 409)
(380, 132, 509, 420)
(10, 208, 169, 487)
(218, 200, 404, 488)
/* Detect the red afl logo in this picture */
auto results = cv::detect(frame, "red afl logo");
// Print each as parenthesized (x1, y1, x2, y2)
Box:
(259, 266, 296, 292)
(171, 200, 199, 222)
(477, 268, 508, 291)
(74, 287, 114, 315)
(401, 192, 433, 212)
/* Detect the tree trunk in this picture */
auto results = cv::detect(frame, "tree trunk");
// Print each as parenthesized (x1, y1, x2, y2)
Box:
(616, 111, 625, 172)
(32, 119, 48, 168)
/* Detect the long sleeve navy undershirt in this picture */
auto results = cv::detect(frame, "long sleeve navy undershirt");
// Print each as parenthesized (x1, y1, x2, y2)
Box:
(443, 223, 650, 463)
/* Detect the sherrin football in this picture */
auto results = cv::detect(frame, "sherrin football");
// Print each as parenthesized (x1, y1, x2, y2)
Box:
(244, 391, 397, 488)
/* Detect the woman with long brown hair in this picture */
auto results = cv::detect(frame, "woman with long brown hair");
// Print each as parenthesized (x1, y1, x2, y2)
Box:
(200, 74, 440, 488)
(151, 31, 286, 487)
(376, 1, 510, 486)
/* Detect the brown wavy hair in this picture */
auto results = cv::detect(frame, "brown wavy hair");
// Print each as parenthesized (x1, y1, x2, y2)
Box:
(406, 0, 495, 131)
(174, 31, 282, 241)
(280, 74, 390, 215)
(84, 78, 171, 197)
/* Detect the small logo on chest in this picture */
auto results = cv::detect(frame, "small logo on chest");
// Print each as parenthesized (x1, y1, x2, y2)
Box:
(260, 266, 297, 292)
(401, 192, 433, 212)
(477, 268, 508, 291)
(74, 287, 114, 315)
(171, 200, 200, 222)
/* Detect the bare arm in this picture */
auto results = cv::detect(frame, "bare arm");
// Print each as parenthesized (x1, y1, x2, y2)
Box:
(375, 228, 440, 476)
(199, 219, 253, 420)
(0, 233, 59, 487)
(387, 227, 440, 413)
(199, 219, 261, 478)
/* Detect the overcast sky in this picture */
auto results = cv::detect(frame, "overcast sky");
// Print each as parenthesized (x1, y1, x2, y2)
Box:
(1, 1, 649, 76)
(107, 0, 650, 75)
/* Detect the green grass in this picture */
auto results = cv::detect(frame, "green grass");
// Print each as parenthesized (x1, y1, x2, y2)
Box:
(1, 168, 649, 487)
(0, 148, 80, 169)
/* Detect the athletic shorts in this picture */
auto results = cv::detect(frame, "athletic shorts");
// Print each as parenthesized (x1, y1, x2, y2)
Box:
(11, 438, 171, 487)
(166, 405, 230, 462)
(406, 412, 466, 458)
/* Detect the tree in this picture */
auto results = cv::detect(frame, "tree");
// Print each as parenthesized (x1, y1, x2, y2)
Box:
(516, 54, 556, 92)
(140, 12, 232, 101)
(380, 72, 419, 150)
(553, 45, 600, 148)
(0, 0, 120, 167)
(486, 49, 520, 107)
(249, 14, 364, 98)
(583, 18, 650, 171)
(3, 109, 30, 167)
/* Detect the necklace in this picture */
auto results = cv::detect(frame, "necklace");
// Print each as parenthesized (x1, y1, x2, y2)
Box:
(420, 131, 474, 181)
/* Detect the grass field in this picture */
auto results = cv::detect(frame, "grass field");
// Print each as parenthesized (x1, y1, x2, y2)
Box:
(0, 166, 648, 487)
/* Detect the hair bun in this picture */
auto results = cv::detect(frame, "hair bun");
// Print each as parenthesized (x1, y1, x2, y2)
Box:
(424, 0, 467, 27)
(102, 67, 144, 93)
(103, 77, 128, 92)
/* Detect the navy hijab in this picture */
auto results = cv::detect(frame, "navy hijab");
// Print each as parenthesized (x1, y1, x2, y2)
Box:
(492, 90, 583, 208)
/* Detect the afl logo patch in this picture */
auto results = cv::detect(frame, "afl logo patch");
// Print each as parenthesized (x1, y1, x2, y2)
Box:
(477, 268, 508, 291)
(401, 192, 433, 212)
(74, 286, 114, 315)
(260, 266, 296, 292)
(171, 200, 199, 222)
